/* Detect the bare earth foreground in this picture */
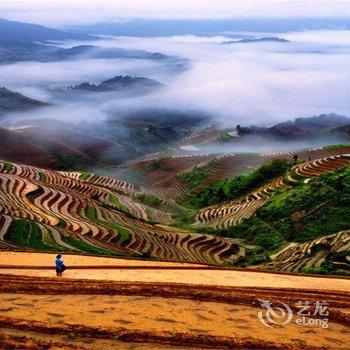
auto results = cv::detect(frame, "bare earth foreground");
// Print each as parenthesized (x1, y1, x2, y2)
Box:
(0, 252, 349, 349)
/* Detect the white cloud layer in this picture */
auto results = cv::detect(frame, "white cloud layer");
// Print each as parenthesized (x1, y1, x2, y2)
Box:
(1, 29, 349, 127)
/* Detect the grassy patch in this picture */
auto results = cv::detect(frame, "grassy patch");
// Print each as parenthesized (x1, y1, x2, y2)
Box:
(211, 166, 350, 264)
(147, 157, 171, 171)
(301, 259, 350, 276)
(57, 218, 67, 228)
(108, 195, 130, 213)
(79, 172, 93, 180)
(38, 171, 46, 181)
(219, 217, 285, 253)
(134, 193, 162, 209)
(3, 215, 127, 255)
(220, 132, 232, 141)
(41, 227, 65, 250)
(85, 204, 131, 242)
(63, 236, 120, 255)
(323, 144, 350, 150)
(3, 162, 13, 172)
(6, 219, 60, 250)
(51, 153, 93, 171)
(173, 207, 197, 226)
(178, 165, 210, 192)
(190, 159, 291, 208)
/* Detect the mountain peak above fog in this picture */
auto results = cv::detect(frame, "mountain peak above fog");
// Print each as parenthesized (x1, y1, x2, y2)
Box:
(65, 18, 350, 37)
(0, 87, 47, 115)
(65, 75, 163, 95)
(238, 113, 350, 141)
(0, 17, 91, 43)
(222, 37, 290, 44)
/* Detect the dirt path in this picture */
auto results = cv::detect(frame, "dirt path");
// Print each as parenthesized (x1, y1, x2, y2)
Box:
(2, 267, 349, 291)
(0, 252, 202, 267)
(0, 251, 349, 291)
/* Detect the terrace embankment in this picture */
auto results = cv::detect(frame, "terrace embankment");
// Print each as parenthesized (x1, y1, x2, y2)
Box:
(0, 252, 349, 290)
(1, 252, 349, 349)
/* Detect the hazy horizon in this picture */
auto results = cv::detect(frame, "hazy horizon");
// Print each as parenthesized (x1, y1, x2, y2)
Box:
(3, 29, 350, 127)
(1, 0, 350, 151)
(1, 1, 350, 27)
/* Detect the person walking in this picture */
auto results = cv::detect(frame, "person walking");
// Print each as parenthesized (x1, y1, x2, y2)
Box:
(55, 254, 66, 277)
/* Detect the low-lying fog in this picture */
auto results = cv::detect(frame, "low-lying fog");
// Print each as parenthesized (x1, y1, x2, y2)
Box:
(1, 29, 350, 146)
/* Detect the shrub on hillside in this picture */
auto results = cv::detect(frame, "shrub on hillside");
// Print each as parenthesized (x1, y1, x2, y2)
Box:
(135, 193, 162, 209)
(192, 159, 291, 208)
(52, 153, 93, 170)
(213, 166, 350, 263)
(178, 165, 210, 191)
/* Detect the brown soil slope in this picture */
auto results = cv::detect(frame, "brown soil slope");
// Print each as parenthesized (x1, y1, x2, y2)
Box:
(0, 252, 349, 349)
(0, 272, 349, 349)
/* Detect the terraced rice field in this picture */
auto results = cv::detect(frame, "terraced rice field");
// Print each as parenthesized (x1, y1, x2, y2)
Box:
(127, 154, 217, 200)
(0, 252, 349, 349)
(195, 153, 350, 230)
(266, 230, 350, 272)
(208, 146, 350, 182)
(117, 146, 350, 203)
(0, 160, 245, 265)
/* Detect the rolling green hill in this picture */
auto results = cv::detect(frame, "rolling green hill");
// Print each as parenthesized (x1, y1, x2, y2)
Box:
(221, 166, 349, 247)
(186, 155, 350, 274)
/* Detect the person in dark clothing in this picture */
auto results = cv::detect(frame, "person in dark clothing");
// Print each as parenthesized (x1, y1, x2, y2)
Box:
(55, 254, 66, 277)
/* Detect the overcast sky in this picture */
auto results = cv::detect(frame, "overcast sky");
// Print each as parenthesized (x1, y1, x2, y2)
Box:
(0, 0, 350, 27)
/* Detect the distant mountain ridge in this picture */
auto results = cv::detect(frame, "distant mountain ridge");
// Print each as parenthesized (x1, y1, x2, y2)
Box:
(66, 75, 163, 93)
(0, 87, 47, 115)
(238, 113, 350, 140)
(66, 18, 350, 37)
(0, 18, 183, 69)
(222, 37, 290, 44)
(0, 41, 171, 65)
(0, 17, 90, 43)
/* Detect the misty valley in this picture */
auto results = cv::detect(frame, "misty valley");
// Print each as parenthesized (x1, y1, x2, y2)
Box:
(0, 10, 350, 350)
